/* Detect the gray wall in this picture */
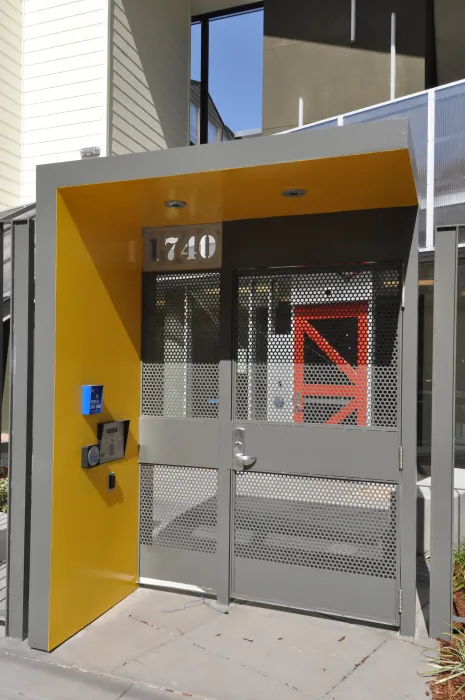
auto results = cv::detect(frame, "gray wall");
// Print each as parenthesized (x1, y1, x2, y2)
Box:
(109, 0, 190, 154)
(262, 0, 426, 133)
(223, 207, 417, 268)
(434, 0, 465, 86)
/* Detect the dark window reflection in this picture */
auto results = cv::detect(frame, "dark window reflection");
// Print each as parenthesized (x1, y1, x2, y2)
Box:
(417, 261, 434, 478)
(418, 257, 465, 476)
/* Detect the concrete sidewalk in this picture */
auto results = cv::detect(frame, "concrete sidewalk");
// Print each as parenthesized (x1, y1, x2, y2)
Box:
(0, 588, 433, 700)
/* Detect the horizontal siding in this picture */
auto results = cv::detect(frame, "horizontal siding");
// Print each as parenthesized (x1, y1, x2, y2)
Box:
(22, 0, 107, 203)
(23, 79, 104, 105)
(24, 106, 104, 131)
(24, 63, 105, 92)
(24, 36, 103, 64)
(0, 148, 22, 172)
(25, 50, 105, 79)
(24, 0, 102, 25)
(109, 0, 189, 156)
(23, 131, 103, 158)
(24, 8, 104, 39)
(0, 0, 22, 208)
(23, 93, 103, 118)
(24, 23, 104, 52)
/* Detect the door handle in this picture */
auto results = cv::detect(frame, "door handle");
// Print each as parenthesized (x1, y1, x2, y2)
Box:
(235, 453, 257, 469)
(233, 428, 257, 471)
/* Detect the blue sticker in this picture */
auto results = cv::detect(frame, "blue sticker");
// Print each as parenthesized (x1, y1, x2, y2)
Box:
(81, 385, 104, 415)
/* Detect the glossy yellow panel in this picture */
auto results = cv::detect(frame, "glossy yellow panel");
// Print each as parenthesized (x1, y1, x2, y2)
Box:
(48, 191, 142, 651)
(60, 149, 417, 228)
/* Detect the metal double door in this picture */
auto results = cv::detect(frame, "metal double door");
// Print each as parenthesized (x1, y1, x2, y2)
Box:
(139, 262, 402, 625)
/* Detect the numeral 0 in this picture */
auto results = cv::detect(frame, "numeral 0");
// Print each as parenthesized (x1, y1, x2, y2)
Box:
(199, 234, 216, 259)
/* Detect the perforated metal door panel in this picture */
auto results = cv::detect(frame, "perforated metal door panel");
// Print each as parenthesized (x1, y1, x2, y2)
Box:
(232, 472, 399, 624)
(142, 272, 220, 420)
(235, 265, 401, 428)
(139, 464, 218, 590)
(140, 272, 221, 587)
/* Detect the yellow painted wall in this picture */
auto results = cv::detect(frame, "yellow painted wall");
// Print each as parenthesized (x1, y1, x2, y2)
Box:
(45, 147, 416, 649)
(48, 189, 142, 651)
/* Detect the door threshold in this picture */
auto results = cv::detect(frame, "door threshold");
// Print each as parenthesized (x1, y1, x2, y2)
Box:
(232, 595, 399, 632)
(138, 576, 215, 597)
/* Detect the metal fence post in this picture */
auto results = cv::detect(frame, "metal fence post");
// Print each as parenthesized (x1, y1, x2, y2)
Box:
(216, 268, 234, 605)
(426, 90, 436, 250)
(400, 215, 419, 637)
(6, 219, 35, 640)
(429, 225, 458, 639)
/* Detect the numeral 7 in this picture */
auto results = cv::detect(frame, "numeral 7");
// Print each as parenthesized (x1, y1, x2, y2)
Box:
(165, 237, 178, 261)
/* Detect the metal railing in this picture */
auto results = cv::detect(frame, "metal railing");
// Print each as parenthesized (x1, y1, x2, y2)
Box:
(280, 79, 465, 251)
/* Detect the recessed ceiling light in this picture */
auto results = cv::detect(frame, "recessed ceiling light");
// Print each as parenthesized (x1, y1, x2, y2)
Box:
(164, 200, 187, 209)
(282, 188, 307, 198)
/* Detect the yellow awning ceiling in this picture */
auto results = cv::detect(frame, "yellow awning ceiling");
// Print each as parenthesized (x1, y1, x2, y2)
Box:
(60, 148, 418, 228)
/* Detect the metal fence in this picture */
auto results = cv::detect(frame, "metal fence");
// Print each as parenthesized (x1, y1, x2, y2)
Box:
(280, 79, 465, 251)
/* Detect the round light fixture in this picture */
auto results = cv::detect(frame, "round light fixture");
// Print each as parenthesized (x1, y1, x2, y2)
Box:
(282, 188, 307, 198)
(164, 200, 187, 209)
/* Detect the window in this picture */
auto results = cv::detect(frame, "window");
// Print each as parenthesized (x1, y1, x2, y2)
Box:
(190, 103, 199, 144)
(418, 261, 434, 477)
(208, 10, 263, 136)
(208, 121, 220, 143)
(191, 4, 264, 145)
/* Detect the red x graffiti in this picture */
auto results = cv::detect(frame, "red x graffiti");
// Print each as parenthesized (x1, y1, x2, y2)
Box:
(293, 302, 368, 426)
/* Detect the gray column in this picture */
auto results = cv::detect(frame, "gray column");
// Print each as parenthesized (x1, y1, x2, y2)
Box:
(429, 225, 458, 639)
(400, 216, 419, 637)
(6, 220, 35, 640)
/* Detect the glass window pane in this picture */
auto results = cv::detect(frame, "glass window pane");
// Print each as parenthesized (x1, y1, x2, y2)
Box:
(208, 10, 263, 135)
(208, 121, 219, 143)
(191, 22, 201, 82)
(190, 103, 199, 144)
(418, 261, 434, 478)
(456, 259, 465, 467)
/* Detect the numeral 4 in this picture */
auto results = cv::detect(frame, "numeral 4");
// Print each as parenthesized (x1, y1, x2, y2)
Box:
(181, 235, 197, 260)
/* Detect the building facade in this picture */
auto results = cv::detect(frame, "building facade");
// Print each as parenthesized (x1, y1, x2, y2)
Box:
(4, 1, 465, 206)
(1, 0, 465, 646)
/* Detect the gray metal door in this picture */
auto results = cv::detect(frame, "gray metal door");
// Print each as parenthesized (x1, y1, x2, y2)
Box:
(139, 271, 221, 591)
(230, 265, 402, 625)
(139, 263, 402, 625)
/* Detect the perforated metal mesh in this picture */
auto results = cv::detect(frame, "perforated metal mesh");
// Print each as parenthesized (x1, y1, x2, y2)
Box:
(140, 464, 217, 554)
(236, 265, 401, 427)
(234, 472, 397, 579)
(142, 272, 220, 418)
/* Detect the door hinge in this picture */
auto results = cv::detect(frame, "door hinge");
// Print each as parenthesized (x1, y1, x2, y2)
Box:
(399, 445, 403, 471)
(398, 588, 403, 615)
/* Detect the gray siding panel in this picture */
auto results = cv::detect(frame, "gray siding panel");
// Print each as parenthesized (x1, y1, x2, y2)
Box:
(0, 0, 22, 208)
(109, 0, 190, 155)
